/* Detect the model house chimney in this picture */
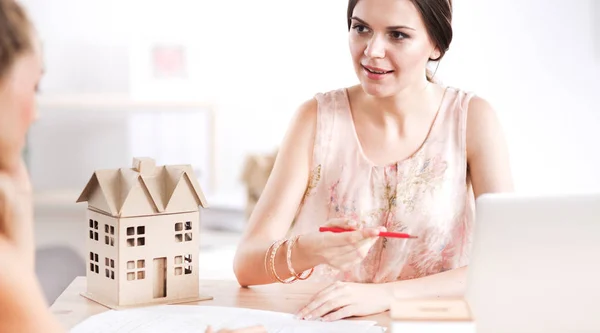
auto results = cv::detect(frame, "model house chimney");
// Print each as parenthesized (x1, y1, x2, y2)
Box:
(132, 157, 156, 176)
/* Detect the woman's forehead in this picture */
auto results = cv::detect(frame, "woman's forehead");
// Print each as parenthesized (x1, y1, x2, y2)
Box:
(352, 0, 424, 29)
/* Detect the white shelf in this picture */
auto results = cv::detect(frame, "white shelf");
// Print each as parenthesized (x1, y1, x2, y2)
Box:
(204, 188, 246, 212)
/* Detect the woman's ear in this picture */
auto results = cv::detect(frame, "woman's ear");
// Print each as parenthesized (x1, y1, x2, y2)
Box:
(429, 48, 442, 61)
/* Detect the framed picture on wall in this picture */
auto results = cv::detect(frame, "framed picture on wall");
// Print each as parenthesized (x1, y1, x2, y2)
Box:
(152, 45, 187, 79)
(129, 41, 209, 102)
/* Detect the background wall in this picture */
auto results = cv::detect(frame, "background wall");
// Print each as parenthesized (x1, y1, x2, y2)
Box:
(21, 0, 600, 211)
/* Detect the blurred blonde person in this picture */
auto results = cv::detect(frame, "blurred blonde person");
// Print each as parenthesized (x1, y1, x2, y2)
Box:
(0, 0, 62, 331)
(0, 1, 265, 332)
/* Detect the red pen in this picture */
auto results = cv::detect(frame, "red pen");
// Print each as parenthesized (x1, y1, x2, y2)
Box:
(319, 226, 418, 239)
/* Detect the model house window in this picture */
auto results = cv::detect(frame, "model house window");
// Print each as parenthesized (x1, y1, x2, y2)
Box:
(174, 221, 192, 243)
(105, 257, 115, 280)
(104, 224, 115, 247)
(126, 226, 145, 247)
(89, 252, 99, 274)
(174, 254, 192, 275)
(126, 260, 146, 281)
(89, 219, 99, 241)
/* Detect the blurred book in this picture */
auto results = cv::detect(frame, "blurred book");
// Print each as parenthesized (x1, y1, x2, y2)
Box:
(390, 298, 475, 333)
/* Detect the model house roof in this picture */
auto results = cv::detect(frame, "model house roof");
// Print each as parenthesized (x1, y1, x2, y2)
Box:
(77, 157, 208, 217)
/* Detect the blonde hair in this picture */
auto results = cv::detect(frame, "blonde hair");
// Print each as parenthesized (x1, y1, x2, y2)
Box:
(0, 0, 34, 80)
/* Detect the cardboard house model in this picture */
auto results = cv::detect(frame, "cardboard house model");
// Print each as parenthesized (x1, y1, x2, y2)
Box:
(76, 157, 211, 309)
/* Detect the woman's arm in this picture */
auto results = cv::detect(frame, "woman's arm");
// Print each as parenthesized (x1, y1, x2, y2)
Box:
(465, 96, 514, 197)
(385, 266, 468, 300)
(0, 161, 64, 332)
(233, 98, 320, 287)
(0, 237, 65, 333)
(0, 161, 36, 271)
(0, 170, 59, 332)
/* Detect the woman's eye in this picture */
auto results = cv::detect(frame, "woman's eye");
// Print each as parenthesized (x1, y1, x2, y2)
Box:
(390, 31, 408, 40)
(352, 24, 370, 34)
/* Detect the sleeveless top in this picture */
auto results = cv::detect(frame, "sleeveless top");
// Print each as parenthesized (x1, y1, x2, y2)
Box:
(289, 86, 476, 284)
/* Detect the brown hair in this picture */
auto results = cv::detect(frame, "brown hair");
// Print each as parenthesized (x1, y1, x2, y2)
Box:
(0, 0, 34, 80)
(347, 0, 453, 82)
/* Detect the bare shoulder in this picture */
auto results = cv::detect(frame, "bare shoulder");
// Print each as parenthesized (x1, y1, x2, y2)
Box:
(291, 97, 318, 130)
(465, 95, 505, 156)
(277, 97, 318, 155)
(466, 95, 498, 125)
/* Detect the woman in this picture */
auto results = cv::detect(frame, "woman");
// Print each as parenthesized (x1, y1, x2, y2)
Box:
(0, 0, 68, 331)
(233, 0, 513, 322)
(0, 1, 264, 332)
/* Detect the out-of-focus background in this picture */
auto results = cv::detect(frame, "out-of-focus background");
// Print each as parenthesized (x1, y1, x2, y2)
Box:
(19, 0, 600, 304)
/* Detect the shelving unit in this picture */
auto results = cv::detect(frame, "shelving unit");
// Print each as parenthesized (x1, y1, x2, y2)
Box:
(29, 95, 217, 205)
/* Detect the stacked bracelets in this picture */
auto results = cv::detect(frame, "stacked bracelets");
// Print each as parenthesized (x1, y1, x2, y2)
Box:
(264, 235, 314, 283)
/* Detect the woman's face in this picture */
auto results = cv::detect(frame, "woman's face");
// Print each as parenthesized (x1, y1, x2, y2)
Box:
(348, 0, 439, 97)
(0, 40, 43, 171)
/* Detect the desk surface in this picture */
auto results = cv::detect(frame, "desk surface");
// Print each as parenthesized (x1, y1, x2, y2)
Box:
(50, 277, 390, 330)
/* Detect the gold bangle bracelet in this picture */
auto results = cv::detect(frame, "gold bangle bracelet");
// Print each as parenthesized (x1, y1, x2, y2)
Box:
(270, 239, 297, 284)
(286, 235, 314, 280)
(264, 240, 278, 281)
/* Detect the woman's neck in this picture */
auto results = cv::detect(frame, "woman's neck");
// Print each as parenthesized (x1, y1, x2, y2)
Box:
(354, 81, 444, 126)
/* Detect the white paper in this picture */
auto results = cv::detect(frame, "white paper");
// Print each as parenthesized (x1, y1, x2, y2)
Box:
(70, 305, 386, 333)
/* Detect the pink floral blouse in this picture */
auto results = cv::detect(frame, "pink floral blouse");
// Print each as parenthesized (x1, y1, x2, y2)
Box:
(289, 87, 476, 283)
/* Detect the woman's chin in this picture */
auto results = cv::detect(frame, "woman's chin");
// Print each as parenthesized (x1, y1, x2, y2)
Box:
(359, 81, 397, 98)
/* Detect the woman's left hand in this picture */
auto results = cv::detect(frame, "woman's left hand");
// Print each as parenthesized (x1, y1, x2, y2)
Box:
(296, 281, 392, 322)
(0, 158, 35, 270)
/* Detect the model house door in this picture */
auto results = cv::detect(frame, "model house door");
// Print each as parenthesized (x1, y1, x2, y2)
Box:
(153, 257, 167, 298)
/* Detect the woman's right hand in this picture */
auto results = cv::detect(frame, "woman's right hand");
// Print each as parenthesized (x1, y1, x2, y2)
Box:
(297, 218, 385, 271)
(0, 166, 36, 270)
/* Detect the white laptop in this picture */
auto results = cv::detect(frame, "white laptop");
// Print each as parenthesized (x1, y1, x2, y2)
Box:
(465, 192, 600, 333)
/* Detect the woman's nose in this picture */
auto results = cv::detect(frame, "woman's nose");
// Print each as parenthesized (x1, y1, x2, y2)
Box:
(364, 35, 386, 59)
